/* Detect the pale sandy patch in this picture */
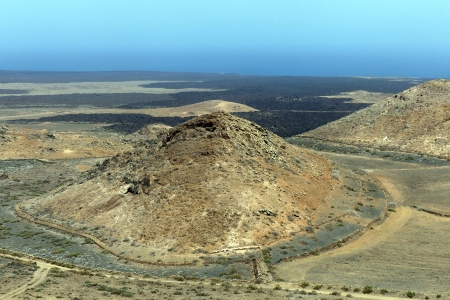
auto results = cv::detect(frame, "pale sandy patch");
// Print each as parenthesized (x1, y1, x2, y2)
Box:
(76, 164, 95, 171)
(0, 81, 225, 97)
(0, 100, 257, 121)
(320, 90, 393, 103)
(137, 99, 258, 117)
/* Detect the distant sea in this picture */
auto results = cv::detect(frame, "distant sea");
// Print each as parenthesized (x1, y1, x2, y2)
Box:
(1, 51, 449, 78)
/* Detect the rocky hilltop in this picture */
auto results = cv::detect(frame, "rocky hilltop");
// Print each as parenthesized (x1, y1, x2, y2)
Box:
(302, 79, 450, 159)
(22, 112, 335, 263)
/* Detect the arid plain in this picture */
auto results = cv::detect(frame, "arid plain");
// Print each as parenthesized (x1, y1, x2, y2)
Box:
(1, 72, 449, 299)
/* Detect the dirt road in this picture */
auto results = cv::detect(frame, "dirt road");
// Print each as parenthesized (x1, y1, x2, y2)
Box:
(0, 251, 418, 300)
(276, 154, 450, 294)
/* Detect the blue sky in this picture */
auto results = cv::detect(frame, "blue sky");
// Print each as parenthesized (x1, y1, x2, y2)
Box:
(1, 0, 449, 77)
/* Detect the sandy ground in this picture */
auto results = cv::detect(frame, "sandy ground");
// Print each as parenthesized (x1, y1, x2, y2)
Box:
(0, 100, 257, 121)
(276, 153, 450, 295)
(0, 100, 256, 160)
(9, 122, 111, 132)
(0, 80, 224, 96)
(0, 253, 416, 300)
(0, 125, 132, 160)
(133, 99, 258, 116)
(320, 90, 393, 103)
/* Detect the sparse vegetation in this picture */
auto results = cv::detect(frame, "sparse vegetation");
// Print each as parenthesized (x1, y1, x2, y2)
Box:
(331, 291, 341, 296)
(406, 291, 416, 298)
(314, 285, 323, 290)
(300, 282, 310, 288)
(85, 281, 134, 297)
(262, 248, 272, 264)
(66, 252, 84, 258)
(17, 230, 43, 239)
(220, 267, 243, 280)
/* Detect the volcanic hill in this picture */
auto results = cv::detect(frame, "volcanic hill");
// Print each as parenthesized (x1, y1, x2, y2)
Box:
(20, 112, 336, 263)
(302, 79, 450, 159)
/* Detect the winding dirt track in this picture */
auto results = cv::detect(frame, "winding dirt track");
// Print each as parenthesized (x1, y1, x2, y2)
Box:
(0, 266, 49, 300)
(0, 253, 73, 299)
(0, 251, 415, 300)
(276, 206, 412, 281)
(276, 170, 413, 281)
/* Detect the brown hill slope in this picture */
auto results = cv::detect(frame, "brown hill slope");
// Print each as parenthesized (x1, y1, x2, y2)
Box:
(21, 112, 335, 263)
(302, 79, 450, 159)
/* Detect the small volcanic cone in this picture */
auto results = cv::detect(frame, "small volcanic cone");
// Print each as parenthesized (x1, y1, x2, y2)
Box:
(22, 112, 336, 262)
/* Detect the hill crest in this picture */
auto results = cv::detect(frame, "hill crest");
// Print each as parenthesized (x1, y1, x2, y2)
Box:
(22, 112, 335, 263)
(302, 79, 450, 159)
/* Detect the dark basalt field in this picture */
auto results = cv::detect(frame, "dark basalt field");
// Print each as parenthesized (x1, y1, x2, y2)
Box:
(4, 72, 422, 137)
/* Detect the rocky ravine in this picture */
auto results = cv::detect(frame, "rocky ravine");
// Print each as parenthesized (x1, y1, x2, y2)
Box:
(21, 112, 336, 263)
(300, 79, 450, 159)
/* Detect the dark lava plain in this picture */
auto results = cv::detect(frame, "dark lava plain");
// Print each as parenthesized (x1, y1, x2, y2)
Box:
(3, 72, 423, 137)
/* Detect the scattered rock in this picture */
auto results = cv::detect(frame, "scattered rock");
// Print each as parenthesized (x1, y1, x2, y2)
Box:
(348, 209, 360, 217)
(331, 170, 340, 180)
(388, 202, 397, 208)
